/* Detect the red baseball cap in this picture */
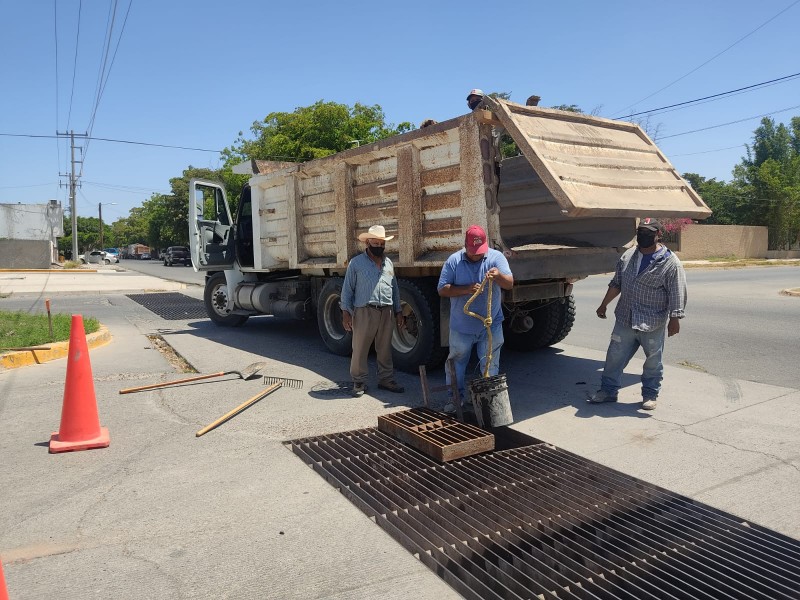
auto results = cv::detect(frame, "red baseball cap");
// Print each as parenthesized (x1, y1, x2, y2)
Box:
(465, 225, 489, 254)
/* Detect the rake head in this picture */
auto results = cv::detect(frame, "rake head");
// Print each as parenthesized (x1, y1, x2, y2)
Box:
(263, 376, 304, 389)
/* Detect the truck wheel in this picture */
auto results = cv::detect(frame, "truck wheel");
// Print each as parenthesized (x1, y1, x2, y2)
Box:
(504, 294, 576, 350)
(392, 278, 447, 373)
(317, 277, 352, 356)
(204, 272, 249, 326)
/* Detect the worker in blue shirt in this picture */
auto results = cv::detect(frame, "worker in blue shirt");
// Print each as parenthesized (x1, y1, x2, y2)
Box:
(437, 225, 514, 412)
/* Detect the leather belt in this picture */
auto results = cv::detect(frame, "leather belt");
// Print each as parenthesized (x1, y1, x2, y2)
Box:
(367, 304, 391, 310)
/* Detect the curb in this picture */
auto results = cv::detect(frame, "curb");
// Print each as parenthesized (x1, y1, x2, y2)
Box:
(0, 325, 112, 370)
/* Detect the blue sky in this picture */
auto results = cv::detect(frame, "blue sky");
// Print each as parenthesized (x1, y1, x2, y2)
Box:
(2, 0, 799, 222)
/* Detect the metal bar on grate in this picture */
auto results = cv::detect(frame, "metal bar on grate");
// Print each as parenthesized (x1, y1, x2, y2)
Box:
(286, 429, 800, 600)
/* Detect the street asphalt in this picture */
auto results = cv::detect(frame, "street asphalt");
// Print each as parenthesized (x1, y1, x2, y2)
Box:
(1, 267, 798, 599)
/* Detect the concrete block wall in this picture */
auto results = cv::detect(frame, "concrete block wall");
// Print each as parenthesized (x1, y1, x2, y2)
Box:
(676, 225, 768, 260)
(0, 239, 52, 269)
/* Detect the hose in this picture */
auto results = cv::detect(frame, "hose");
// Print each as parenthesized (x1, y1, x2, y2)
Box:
(462, 273, 494, 378)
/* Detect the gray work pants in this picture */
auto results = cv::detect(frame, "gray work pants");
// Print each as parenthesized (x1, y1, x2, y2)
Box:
(350, 305, 395, 385)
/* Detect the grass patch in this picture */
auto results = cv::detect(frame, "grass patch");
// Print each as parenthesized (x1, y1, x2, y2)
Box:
(63, 260, 83, 269)
(0, 311, 99, 351)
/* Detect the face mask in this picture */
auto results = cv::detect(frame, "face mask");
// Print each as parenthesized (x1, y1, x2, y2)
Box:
(637, 231, 657, 248)
(369, 245, 385, 257)
(467, 97, 482, 110)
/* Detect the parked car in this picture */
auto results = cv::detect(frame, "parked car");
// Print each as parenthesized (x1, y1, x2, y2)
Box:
(79, 250, 119, 265)
(163, 246, 191, 266)
(140, 252, 151, 260)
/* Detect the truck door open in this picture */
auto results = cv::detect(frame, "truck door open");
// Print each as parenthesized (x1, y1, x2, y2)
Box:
(189, 179, 235, 271)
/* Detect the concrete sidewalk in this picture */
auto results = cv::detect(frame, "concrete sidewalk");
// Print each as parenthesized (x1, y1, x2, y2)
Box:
(0, 291, 798, 599)
(0, 268, 185, 295)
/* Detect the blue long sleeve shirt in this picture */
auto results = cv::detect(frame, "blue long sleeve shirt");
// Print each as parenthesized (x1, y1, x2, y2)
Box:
(340, 251, 401, 314)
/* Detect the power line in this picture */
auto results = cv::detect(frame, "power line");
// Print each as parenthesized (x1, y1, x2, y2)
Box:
(66, 0, 83, 130)
(617, 72, 800, 120)
(54, 0, 61, 174)
(613, 0, 800, 116)
(670, 144, 745, 157)
(659, 104, 800, 140)
(83, 0, 134, 169)
(0, 132, 223, 152)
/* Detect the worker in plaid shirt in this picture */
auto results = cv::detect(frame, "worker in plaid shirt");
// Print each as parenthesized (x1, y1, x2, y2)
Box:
(588, 218, 687, 411)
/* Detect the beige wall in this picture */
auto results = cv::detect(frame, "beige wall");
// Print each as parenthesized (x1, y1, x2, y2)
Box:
(675, 224, 768, 260)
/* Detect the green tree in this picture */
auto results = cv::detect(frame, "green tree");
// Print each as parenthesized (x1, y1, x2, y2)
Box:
(733, 117, 800, 249)
(223, 100, 412, 166)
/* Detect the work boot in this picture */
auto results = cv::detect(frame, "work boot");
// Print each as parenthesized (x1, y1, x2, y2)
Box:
(378, 380, 404, 393)
(587, 389, 618, 403)
(641, 398, 657, 411)
(352, 382, 367, 397)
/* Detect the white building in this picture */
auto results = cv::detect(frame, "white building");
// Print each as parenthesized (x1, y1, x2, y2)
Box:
(0, 201, 64, 268)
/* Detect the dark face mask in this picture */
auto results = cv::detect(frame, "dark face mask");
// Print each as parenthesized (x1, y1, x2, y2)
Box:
(636, 231, 657, 248)
(369, 245, 385, 257)
(467, 97, 482, 110)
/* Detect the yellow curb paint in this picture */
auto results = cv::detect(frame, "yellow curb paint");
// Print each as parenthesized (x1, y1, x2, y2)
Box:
(781, 288, 800, 297)
(0, 325, 111, 369)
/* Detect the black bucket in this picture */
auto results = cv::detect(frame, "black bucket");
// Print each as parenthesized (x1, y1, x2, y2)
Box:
(468, 373, 513, 428)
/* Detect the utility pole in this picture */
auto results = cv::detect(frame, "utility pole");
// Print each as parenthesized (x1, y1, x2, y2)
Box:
(57, 130, 87, 260)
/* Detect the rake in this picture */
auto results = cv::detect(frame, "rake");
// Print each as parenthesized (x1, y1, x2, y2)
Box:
(119, 361, 268, 394)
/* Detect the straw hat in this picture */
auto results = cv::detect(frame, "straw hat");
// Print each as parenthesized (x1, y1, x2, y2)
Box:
(358, 225, 394, 242)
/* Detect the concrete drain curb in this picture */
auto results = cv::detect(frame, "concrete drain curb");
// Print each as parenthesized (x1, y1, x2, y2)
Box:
(0, 325, 111, 370)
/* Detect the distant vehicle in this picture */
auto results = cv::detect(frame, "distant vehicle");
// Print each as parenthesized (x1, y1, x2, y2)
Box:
(140, 252, 151, 260)
(164, 246, 191, 266)
(79, 250, 119, 265)
(103, 248, 120, 260)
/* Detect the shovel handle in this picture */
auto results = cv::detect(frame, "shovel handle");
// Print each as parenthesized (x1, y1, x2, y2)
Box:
(196, 382, 282, 437)
(119, 372, 227, 394)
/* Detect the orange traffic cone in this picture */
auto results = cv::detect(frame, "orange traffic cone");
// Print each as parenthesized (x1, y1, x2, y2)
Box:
(49, 314, 110, 453)
(0, 556, 8, 600)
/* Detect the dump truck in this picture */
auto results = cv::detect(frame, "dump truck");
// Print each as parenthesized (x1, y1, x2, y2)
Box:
(188, 97, 711, 372)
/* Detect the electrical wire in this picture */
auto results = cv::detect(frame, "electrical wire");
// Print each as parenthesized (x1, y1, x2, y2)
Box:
(613, 0, 800, 117)
(66, 0, 82, 130)
(83, 0, 134, 170)
(54, 0, 62, 175)
(659, 103, 800, 140)
(617, 72, 800, 120)
(670, 144, 745, 157)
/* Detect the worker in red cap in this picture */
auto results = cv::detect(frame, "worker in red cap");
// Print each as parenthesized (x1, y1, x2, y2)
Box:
(437, 224, 514, 413)
(588, 217, 687, 411)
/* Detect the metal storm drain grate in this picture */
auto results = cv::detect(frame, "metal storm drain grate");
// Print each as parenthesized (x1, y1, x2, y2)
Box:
(126, 293, 207, 320)
(287, 429, 800, 600)
(377, 407, 494, 462)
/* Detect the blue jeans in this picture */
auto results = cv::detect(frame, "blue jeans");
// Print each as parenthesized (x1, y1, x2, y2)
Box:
(446, 322, 504, 403)
(601, 321, 666, 400)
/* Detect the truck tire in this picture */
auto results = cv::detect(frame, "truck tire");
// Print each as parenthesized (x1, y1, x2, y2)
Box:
(316, 277, 352, 356)
(392, 278, 447, 373)
(204, 272, 249, 327)
(504, 294, 576, 351)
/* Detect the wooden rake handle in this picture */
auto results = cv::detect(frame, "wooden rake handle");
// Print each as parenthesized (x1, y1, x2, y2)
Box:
(196, 382, 282, 437)
(119, 372, 228, 394)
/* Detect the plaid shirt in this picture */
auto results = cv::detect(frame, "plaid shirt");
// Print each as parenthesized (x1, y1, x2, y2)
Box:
(611, 245, 687, 331)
